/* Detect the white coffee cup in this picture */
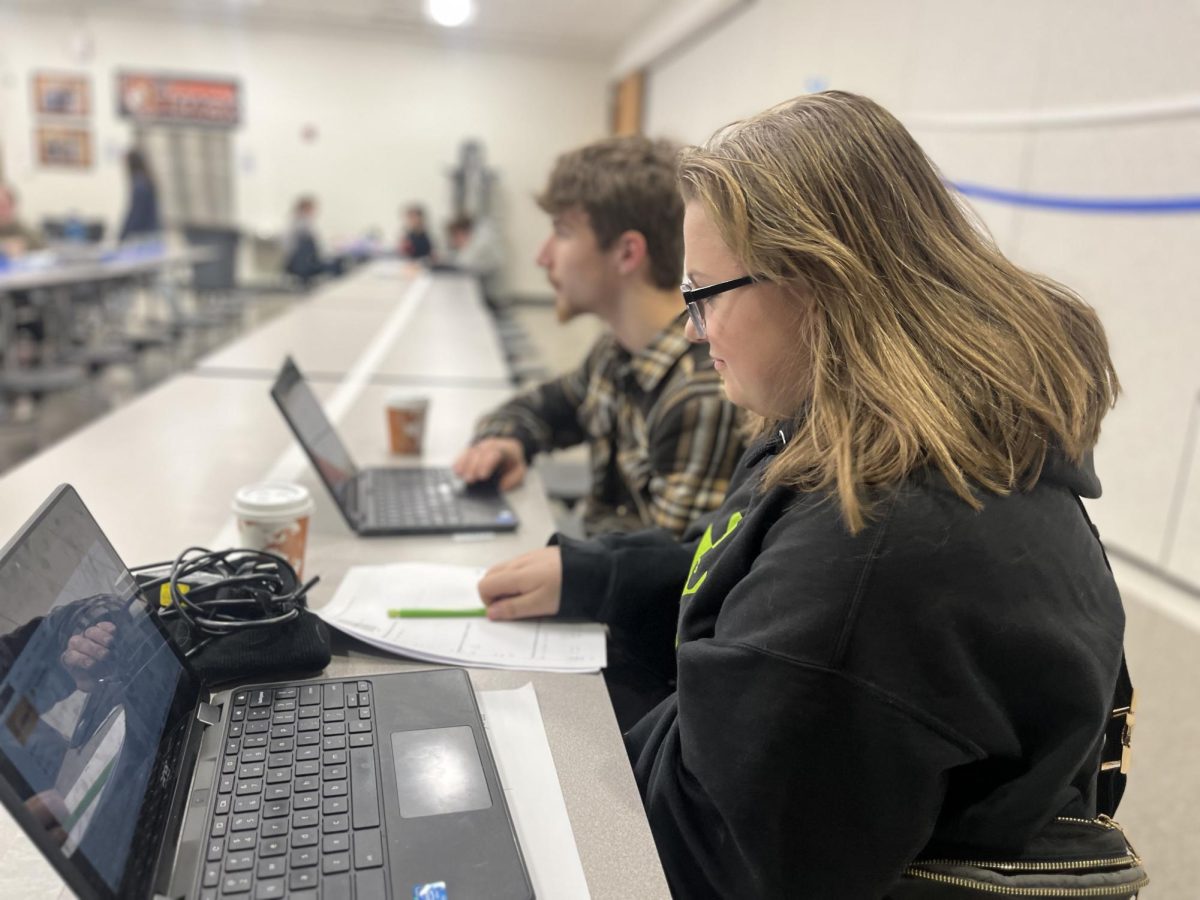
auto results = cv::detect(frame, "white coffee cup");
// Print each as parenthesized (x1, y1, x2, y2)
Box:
(232, 482, 314, 576)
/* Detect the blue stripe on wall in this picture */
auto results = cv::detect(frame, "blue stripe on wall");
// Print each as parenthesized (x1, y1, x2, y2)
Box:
(948, 181, 1200, 213)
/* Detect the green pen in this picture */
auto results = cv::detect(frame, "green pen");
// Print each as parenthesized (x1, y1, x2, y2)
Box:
(388, 607, 488, 619)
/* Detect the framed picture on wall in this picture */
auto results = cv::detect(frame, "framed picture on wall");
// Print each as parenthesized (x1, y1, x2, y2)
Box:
(32, 72, 91, 117)
(35, 126, 93, 169)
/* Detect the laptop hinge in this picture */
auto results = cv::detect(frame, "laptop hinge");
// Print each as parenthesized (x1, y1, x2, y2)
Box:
(351, 475, 369, 524)
(196, 701, 222, 727)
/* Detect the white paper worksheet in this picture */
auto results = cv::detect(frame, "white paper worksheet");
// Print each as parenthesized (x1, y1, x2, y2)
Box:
(319, 562, 607, 673)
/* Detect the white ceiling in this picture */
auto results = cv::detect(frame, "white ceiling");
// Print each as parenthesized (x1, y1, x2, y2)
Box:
(3, 0, 670, 60)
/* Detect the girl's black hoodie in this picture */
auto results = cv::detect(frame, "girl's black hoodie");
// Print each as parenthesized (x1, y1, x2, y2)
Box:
(556, 425, 1125, 898)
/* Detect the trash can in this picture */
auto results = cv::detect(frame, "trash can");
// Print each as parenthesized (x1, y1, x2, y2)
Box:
(183, 224, 241, 293)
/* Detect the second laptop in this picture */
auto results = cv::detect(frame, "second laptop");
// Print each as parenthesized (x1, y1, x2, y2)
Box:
(270, 356, 519, 536)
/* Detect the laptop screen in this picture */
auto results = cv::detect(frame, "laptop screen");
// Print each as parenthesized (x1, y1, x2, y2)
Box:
(270, 357, 360, 502)
(0, 486, 200, 900)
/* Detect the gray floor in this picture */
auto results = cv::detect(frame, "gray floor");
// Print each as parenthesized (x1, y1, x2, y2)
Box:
(1, 295, 1192, 895)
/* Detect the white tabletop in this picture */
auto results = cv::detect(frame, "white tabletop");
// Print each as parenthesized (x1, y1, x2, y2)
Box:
(195, 270, 512, 386)
(0, 263, 670, 898)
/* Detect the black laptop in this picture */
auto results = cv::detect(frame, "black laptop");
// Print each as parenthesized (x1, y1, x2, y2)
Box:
(0, 485, 533, 899)
(270, 357, 519, 536)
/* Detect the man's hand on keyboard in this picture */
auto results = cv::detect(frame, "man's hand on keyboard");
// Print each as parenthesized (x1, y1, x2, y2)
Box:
(453, 437, 527, 491)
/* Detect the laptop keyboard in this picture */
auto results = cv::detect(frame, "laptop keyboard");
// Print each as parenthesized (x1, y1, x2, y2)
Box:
(367, 468, 467, 528)
(198, 681, 386, 900)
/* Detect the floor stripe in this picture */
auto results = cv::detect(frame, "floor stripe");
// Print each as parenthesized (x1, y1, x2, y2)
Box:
(950, 181, 1200, 213)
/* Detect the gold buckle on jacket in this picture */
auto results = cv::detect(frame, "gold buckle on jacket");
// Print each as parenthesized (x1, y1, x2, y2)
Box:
(1101, 689, 1136, 775)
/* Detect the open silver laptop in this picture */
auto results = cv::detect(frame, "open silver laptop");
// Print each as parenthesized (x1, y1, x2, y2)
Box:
(0, 485, 532, 899)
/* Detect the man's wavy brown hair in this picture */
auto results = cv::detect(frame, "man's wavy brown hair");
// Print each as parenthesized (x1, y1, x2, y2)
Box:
(538, 135, 684, 290)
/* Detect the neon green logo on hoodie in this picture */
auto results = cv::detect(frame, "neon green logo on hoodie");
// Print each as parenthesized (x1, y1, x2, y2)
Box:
(681, 511, 743, 599)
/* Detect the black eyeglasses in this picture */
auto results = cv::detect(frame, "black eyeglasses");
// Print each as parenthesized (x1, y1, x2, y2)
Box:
(680, 275, 755, 338)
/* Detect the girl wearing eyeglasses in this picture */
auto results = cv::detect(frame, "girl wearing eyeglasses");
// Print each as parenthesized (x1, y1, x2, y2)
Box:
(478, 91, 1130, 898)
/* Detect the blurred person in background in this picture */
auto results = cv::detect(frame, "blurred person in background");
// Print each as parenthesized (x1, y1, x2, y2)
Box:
(117, 149, 161, 242)
(440, 214, 504, 306)
(0, 183, 44, 259)
(444, 215, 502, 277)
(398, 204, 435, 261)
(283, 195, 344, 287)
(0, 183, 48, 370)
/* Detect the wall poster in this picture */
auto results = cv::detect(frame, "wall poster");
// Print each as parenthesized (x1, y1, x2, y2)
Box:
(116, 72, 240, 127)
(32, 72, 91, 117)
(35, 126, 93, 168)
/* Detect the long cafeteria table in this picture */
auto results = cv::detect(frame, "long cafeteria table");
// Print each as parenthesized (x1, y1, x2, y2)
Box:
(0, 262, 669, 898)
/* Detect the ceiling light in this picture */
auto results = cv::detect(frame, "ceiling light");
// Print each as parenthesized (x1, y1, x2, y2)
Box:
(426, 0, 474, 28)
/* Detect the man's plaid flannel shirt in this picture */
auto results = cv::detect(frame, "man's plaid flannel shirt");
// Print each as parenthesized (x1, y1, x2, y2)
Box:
(473, 315, 745, 536)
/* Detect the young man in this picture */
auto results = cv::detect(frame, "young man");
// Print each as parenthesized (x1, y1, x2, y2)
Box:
(283, 196, 343, 287)
(453, 136, 745, 538)
(398, 204, 434, 261)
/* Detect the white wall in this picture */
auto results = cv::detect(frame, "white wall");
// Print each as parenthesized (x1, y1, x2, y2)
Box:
(0, 10, 610, 295)
(643, 0, 1200, 587)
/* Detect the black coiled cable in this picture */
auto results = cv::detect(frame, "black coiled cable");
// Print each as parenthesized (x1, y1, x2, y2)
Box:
(131, 547, 319, 657)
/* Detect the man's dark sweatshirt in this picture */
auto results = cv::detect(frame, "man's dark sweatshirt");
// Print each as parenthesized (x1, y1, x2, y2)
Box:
(555, 423, 1125, 898)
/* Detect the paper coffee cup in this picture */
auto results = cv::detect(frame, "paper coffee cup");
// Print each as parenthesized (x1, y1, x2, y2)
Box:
(232, 481, 314, 576)
(386, 394, 429, 456)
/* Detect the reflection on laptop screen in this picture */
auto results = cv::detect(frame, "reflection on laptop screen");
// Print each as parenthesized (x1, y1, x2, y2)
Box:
(270, 358, 359, 497)
(0, 487, 199, 898)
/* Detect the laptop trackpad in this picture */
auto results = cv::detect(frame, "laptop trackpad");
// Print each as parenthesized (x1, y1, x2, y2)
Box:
(391, 726, 493, 818)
